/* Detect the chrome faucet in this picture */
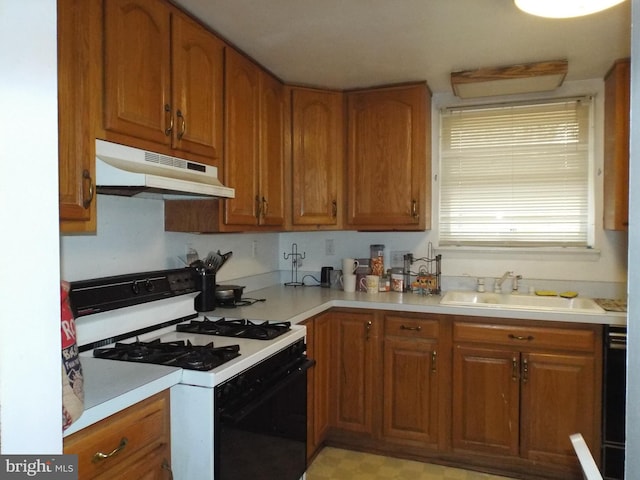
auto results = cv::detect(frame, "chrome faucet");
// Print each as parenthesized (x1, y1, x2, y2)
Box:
(512, 275, 523, 294)
(494, 271, 513, 293)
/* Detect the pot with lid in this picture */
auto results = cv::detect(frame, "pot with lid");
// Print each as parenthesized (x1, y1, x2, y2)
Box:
(215, 285, 245, 306)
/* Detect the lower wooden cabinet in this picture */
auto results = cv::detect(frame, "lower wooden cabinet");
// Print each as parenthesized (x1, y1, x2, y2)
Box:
(309, 309, 602, 480)
(452, 318, 602, 478)
(381, 313, 449, 450)
(64, 391, 172, 480)
(304, 312, 332, 461)
(331, 310, 379, 435)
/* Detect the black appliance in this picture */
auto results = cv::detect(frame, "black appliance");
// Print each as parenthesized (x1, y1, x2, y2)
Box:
(602, 325, 626, 480)
(215, 338, 314, 480)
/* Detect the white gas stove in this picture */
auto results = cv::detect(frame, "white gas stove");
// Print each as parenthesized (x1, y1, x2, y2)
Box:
(69, 268, 309, 480)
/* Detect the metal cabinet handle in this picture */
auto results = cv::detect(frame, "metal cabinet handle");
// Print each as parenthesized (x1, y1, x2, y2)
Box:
(164, 104, 173, 136)
(522, 357, 529, 383)
(431, 350, 437, 373)
(400, 325, 422, 332)
(177, 110, 186, 139)
(512, 357, 518, 382)
(508, 334, 534, 341)
(82, 169, 94, 209)
(411, 199, 418, 218)
(331, 200, 337, 218)
(262, 196, 268, 216)
(365, 320, 372, 340)
(255, 195, 262, 219)
(162, 459, 174, 480)
(92, 437, 128, 463)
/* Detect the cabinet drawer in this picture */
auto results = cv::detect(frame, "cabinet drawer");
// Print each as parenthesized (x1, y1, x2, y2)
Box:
(453, 321, 596, 352)
(385, 315, 439, 340)
(64, 391, 170, 479)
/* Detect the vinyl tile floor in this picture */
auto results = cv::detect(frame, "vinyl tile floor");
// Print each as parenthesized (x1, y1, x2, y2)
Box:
(306, 447, 517, 480)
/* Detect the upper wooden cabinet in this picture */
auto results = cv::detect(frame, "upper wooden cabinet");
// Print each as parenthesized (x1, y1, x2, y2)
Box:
(103, 0, 224, 165)
(290, 87, 344, 229)
(603, 58, 630, 231)
(223, 49, 285, 229)
(346, 83, 431, 231)
(58, 0, 101, 233)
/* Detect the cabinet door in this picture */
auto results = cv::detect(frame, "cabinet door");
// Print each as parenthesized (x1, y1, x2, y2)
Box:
(382, 337, 439, 447)
(224, 49, 260, 226)
(331, 311, 377, 434)
(305, 313, 332, 459)
(171, 12, 224, 162)
(258, 71, 286, 226)
(603, 58, 630, 231)
(104, 0, 171, 145)
(520, 352, 598, 468)
(452, 345, 520, 456)
(346, 83, 429, 230)
(291, 88, 344, 226)
(58, 0, 100, 232)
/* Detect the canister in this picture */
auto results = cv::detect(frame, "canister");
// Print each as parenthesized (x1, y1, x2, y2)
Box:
(370, 244, 385, 276)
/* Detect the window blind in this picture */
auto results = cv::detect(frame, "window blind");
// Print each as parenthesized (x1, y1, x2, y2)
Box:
(439, 98, 592, 247)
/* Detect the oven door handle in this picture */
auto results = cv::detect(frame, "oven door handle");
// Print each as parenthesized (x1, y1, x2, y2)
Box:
(220, 358, 315, 423)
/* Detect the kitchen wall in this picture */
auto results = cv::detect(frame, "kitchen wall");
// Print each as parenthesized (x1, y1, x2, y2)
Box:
(0, 0, 61, 454)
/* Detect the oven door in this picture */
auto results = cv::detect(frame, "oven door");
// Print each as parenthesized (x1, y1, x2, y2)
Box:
(215, 358, 314, 480)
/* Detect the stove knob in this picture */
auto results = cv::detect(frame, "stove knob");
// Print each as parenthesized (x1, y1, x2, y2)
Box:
(144, 279, 155, 292)
(131, 281, 140, 295)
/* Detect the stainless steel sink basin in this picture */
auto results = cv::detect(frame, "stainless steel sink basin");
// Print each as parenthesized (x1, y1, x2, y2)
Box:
(440, 291, 605, 313)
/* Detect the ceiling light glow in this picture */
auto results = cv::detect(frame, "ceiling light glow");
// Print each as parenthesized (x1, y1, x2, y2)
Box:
(514, 0, 626, 18)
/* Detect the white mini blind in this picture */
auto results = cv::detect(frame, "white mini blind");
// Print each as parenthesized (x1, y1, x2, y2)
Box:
(439, 98, 592, 247)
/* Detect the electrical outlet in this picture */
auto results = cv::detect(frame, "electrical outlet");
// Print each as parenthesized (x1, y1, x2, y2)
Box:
(251, 240, 258, 258)
(325, 239, 335, 256)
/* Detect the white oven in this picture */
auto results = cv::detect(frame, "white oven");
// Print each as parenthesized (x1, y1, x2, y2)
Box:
(70, 268, 309, 480)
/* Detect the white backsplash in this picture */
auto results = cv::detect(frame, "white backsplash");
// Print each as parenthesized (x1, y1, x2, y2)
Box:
(61, 195, 627, 301)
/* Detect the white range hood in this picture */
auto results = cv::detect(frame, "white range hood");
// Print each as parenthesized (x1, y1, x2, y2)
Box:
(95, 139, 234, 199)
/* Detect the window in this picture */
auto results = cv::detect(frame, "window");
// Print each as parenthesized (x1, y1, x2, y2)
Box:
(439, 98, 593, 247)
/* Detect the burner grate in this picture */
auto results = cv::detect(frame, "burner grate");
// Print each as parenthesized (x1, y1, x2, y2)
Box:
(177, 317, 291, 340)
(93, 338, 240, 371)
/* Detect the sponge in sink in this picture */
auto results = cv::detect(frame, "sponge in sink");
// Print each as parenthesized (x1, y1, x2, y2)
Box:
(560, 291, 578, 298)
(535, 290, 558, 296)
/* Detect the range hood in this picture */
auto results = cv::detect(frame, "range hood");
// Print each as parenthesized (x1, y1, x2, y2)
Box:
(95, 139, 235, 199)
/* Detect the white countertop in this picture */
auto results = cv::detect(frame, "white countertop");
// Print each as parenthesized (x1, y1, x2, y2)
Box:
(65, 285, 625, 437)
(210, 285, 628, 326)
(63, 357, 182, 436)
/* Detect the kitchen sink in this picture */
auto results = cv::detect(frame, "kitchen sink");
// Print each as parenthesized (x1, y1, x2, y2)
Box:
(440, 291, 605, 313)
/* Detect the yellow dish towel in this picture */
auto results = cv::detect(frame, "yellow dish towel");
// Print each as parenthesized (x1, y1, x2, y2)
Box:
(560, 291, 578, 298)
(535, 290, 558, 296)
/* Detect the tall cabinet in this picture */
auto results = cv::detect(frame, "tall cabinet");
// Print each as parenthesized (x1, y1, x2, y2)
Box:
(289, 87, 344, 229)
(603, 58, 630, 231)
(223, 49, 285, 229)
(346, 83, 430, 230)
(58, 0, 101, 233)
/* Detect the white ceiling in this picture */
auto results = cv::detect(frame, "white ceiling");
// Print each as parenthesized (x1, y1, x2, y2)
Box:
(172, 0, 631, 94)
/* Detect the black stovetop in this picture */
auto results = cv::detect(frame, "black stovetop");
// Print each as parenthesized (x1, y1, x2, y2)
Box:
(93, 339, 241, 371)
(177, 317, 291, 340)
